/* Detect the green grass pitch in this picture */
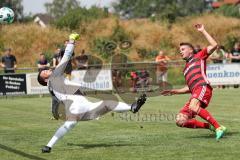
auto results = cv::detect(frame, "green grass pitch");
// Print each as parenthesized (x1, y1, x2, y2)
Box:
(0, 89, 239, 160)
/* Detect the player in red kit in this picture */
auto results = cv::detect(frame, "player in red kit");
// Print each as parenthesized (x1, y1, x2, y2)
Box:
(162, 24, 226, 140)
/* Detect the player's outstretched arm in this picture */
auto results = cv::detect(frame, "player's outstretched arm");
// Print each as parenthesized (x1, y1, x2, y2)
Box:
(57, 33, 80, 67)
(53, 33, 80, 76)
(195, 24, 217, 55)
(161, 85, 190, 96)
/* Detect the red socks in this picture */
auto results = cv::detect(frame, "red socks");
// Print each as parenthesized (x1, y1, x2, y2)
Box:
(183, 119, 210, 129)
(197, 108, 220, 129)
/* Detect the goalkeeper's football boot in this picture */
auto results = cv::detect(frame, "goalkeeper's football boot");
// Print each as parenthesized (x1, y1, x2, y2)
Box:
(42, 146, 51, 153)
(131, 94, 147, 113)
(215, 126, 227, 140)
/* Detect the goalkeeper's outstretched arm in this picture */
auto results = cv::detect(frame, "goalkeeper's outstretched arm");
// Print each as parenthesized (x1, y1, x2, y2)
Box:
(53, 34, 79, 76)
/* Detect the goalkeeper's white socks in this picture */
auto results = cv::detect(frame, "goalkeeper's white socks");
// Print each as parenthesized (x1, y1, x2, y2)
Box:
(47, 121, 77, 148)
(111, 102, 131, 112)
(87, 101, 131, 113)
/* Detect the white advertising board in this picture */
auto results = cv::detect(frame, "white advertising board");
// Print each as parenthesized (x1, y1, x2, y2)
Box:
(207, 64, 240, 85)
(26, 73, 49, 94)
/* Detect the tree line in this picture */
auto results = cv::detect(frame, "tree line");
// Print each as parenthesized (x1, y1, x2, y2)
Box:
(0, 0, 239, 26)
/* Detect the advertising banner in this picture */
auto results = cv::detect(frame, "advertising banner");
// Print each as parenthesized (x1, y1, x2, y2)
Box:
(0, 74, 27, 95)
(207, 64, 240, 85)
(26, 69, 113, 94)
(70, 69, 113, 91)
(26, 73, 49, 94)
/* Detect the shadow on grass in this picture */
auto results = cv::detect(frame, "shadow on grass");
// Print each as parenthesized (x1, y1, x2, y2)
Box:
(187, 131, 238, 139)
(67, 142, 133, 149)
(0, 144, 47, 160)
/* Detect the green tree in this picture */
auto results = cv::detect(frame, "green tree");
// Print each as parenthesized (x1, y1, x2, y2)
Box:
(113, 0, 209, 22)
(0, 0, 23, 20)
(44, 0, 80, 19)
(215, 4, 240, 18)
(54, 7, 108, 30)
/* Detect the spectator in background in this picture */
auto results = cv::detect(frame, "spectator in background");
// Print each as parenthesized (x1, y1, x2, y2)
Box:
(1, 48, 17, 73)
(155, 50, 170, 88)
(52, 47, 61, 68)
(37, 53, 50, 71)
(194, 44, 202, 53)
(137, 69, 152, 89)
(130, 70, 152, 92)
(130, 71, 138, 92)
(230, 42, 240, 63)
(112, 69, 122, 91)
(111, 52, 128, 92)
(210, 45, 227, 64)
(229, 42, 240, 88)
(74, 49, 88, 70)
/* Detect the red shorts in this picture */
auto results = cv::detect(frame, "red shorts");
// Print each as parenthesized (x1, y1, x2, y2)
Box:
(179, 85, 213, 118)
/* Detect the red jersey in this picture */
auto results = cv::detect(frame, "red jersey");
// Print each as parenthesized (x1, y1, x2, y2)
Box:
(183, 48, 210, 92)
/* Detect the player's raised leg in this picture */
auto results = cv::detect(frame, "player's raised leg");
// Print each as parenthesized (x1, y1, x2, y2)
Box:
(106, 94, 147, 113)
(85, 94, 147, 117)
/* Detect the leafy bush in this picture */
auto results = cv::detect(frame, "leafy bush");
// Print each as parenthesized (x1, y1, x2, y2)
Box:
(43, 51, 54, 63)
(136, 48, 158, 59)
(113, 0, 209, 23)
(224, 35, 240, 51)
(136, 48, 147, 59)
(158, 37, 175, 53)
(54, 7, 108, 30)
(215, 4, 240, 18)
(91, 37, 114, 59)
(110, 20, 130, 42)
(91, 22, 132, 59)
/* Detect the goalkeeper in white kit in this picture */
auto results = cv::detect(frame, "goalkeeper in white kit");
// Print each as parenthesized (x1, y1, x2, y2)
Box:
(37, 33, 147, 153)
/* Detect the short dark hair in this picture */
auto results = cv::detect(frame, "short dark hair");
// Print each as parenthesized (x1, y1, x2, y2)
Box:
(180, 42, 195, 51)
(5, 48, 11, 51)
(37, 69, 48, 86)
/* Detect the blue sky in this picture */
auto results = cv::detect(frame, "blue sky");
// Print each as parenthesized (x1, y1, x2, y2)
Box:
(22, 0, 117, 15)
